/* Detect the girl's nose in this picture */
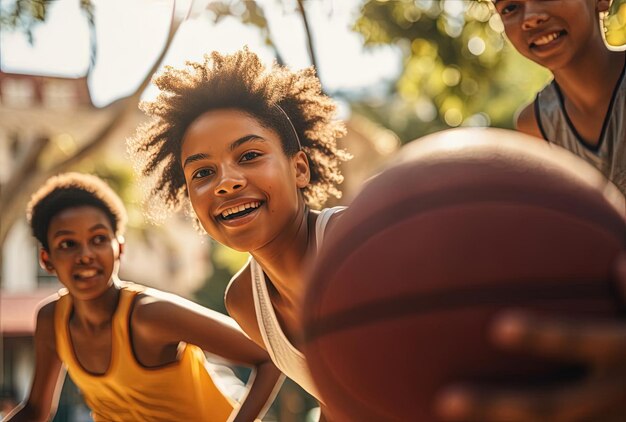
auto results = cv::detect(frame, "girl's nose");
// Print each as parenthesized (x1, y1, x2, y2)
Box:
(214, 166, 246, 195)
(522, 4, 550, 31)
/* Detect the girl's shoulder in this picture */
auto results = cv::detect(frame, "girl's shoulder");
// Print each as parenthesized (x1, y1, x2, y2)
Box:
(318, 206, 347, 238)
(326, 206, 346, 223)
(224, 260, 253, 320)
(224, 260, 265, 348)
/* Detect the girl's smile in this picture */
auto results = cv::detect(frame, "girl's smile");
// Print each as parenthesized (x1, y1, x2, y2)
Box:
(216, 198, 264, 226)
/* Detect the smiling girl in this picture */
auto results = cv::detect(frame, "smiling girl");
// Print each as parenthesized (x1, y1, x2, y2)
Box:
(128, 48, 349, 419)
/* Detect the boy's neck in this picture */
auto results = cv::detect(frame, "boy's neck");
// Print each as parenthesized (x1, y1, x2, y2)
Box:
(71, 280, 121, 331)
(552, 50, 625, 113)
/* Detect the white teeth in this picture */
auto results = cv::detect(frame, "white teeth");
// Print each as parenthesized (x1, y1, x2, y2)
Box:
(221, 201, 260, 218)
(534, 32, 559, 46)
(76, 269, 97, 278)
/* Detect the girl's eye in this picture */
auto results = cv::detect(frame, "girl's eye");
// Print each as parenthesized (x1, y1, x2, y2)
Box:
(241, 151, 261, 162)
(58, 240, 76, 249)
(192, 168, 214, 179)
(499, 3, 518, 15)
(93, 235, 108, 245)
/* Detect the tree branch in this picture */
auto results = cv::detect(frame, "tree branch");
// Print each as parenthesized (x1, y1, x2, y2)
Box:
(0, 136, 49, 215)
(0, 1, 183, 248)
(297, 0, 318, 73)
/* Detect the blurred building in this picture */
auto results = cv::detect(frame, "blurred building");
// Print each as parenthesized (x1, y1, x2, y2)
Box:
(337, 114, 401, 204)
(0, 70, 212, 420)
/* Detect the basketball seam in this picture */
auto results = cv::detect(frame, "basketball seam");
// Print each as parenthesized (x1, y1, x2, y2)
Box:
(304, 191, 625, 339)
(304, 279, 616, 341)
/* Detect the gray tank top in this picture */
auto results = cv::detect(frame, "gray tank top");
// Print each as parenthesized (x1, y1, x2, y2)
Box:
(250, 206, 345, 402)
(535, 60, 626, 195)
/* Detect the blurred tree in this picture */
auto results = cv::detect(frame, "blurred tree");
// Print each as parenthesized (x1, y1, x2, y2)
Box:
(198, 0, 318, 70)
(0, 1, 181, 259)
(194, 244, 247, 315)
(350, 0, 550, 142)
(1, 0, 97, 67)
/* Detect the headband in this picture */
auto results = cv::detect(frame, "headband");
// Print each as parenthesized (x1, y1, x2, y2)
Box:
(274, 103, 302, 151)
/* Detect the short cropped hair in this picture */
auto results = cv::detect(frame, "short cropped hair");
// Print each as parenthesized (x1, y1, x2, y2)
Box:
(26, 172, 127, 250)
(128, 47, 349, 217)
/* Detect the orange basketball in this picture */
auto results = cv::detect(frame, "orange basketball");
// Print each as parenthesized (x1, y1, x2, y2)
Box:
(302, 128, 626, 421)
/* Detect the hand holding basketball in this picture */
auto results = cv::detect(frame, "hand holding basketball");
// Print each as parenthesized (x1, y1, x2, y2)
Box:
(436, 253, 626, 422)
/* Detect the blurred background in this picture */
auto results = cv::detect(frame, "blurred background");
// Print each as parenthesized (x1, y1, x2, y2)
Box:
(0, 0, 623, 420)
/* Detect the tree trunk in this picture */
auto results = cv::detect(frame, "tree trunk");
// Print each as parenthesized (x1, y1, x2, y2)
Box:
(297, 0, 319, 74)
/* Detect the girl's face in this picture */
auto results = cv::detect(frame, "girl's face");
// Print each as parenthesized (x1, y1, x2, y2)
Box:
(494, 0, 608, 71)
(41, 206, 122, 301)
(180, 109, 310, 252)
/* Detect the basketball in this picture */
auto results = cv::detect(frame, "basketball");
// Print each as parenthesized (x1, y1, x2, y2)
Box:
(302, 128, 626, 421)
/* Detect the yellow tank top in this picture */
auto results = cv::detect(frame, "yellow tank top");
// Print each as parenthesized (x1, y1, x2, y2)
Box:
(54, 284, 236, 422)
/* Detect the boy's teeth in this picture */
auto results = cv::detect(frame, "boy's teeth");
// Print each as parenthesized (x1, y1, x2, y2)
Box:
(534, 32, 559, 46)
(221, 201, 260, 218)
(77, 269, 97, 278)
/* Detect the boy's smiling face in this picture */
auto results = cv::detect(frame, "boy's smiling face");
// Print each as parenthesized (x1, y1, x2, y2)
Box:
(180, 108, 310, 252)
(41, 206, 122, 300)
(494, 0, 609, 71)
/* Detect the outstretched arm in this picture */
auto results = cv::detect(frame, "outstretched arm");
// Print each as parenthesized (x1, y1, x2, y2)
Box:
(435, 253, 626, 422)
(132, 290, 282, 422)
(3, 301, 65, 422)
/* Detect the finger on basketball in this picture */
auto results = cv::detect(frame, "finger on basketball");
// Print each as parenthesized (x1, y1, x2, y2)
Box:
(612, 251, 626, 301)
(436, 376, 625, 422)
(490, 310, 626, 364)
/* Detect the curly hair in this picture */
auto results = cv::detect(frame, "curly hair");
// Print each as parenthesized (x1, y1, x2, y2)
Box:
(128, 47, 349, 218)
(26, 172, 127, 251)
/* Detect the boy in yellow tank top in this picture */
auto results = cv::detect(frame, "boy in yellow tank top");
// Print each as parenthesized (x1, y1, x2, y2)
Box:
(3, 172, 281, 422)
(432, 2, 626, 421)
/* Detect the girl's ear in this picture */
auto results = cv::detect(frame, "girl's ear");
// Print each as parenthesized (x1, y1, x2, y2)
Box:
(39, 249, 55, 274)
(597, 0, 610, 13)
(293, 150, 311, 189)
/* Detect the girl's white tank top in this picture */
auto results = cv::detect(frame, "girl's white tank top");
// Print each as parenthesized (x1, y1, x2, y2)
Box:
(250, 206, 344, 401)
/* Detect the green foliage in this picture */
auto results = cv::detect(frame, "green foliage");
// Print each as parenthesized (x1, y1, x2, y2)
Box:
(1, 0, 97, 66)
(1, 0, 51, 44)
(203, 0, 294, 64)
(1, 0, 94, 43)
(351, 0, 550, 142)
(194, 242, 248, 315)
(206, 0, 272, 45)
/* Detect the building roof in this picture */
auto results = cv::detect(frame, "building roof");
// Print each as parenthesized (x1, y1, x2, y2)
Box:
(0, 71, 93, 108)
(1, 288, 58, 337)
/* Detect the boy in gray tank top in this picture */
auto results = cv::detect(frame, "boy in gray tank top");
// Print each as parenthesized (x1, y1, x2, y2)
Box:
(435, 2, 626, 421)
(493, 0, 626, 195)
